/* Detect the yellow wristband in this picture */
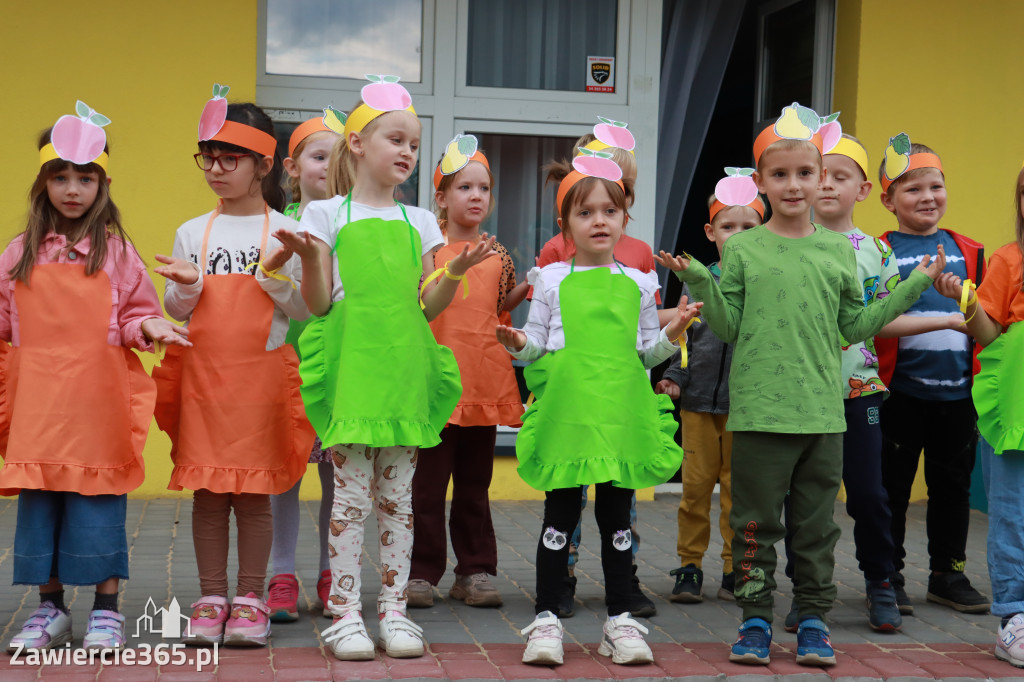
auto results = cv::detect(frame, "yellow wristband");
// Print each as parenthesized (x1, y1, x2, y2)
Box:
(444, 266, 465, 281)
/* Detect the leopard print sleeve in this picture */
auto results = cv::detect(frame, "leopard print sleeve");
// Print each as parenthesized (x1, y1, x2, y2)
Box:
(493, 240, 517, 315)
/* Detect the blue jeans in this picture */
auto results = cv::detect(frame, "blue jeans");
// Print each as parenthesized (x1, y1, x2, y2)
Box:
(568, 486, 639, 568)
(980, 437, 1024, 617)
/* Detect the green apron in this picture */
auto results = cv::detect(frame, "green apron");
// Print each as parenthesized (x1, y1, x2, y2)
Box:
(298, 197, 461, 448)
(515, 264, 682, 490)
(973, 320, 1024, 454)
(282, 202, 309, 355)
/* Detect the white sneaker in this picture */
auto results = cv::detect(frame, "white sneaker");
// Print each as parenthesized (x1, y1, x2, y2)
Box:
(322, 612, 375, 661)
(997, 614, 1024, 668)
(598, 612, 653, 665)
(521, 610, 564, 665)
(7, 602, 72, 653)
(377, 611, 425, 658)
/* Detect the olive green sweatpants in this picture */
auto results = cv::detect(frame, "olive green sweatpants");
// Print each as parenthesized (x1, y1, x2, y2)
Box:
(730, 431, 842, 622)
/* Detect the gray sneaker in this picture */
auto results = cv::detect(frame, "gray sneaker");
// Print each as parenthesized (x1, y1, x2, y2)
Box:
(449, 573, 503, 607)
(407, 579, 434, 608)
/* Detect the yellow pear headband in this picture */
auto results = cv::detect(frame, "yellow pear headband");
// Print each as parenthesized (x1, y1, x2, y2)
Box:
(342, 75, 416, 142)
(579, 116, 636, 156)
(880, 132, 942, 193)
(709, 168, 765, 222)
(433, 134, 489, 190)
(198, 84, 277, 160)
(753, 103, 835, 165)
(39, 100, 110, 172)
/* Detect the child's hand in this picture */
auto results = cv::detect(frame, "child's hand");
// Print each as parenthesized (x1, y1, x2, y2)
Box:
(261, 243, 294, 273)
(496, 324, 527, 351)
(655, 250, 691, 272)
(934, 271, 963, 300)
(273, 229, 321, 261)
(154, 255, 200, 285)
(654, 379, 680, 399)
(915, 243, 946, 280)
(141, 318, 192, 347)
(662, 294, 703, 343)
(947, 312, 967, 332)
(447, 234, 498, 276)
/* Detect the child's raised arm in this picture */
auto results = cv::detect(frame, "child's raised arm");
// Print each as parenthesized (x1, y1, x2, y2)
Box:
(934, 271, 1003, 345)
(420, 236, 497, 322)
(273, 229, 332, 317)
(657, 250, 742, 343)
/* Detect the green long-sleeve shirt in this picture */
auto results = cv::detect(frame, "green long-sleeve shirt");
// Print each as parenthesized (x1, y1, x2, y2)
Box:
(678, 224, 932, 433)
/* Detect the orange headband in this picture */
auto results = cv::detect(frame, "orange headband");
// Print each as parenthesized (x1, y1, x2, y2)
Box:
(709, 196, 765, 222)
(753, 126, 824, 166)
(556, 170, 625, 214)
(210, 120, 278, 159)
(288, 117, 332, 158)
(880, 153, 943, 193)
(433, 152, 489, 190)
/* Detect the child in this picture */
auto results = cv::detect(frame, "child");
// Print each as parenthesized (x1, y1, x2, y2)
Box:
(499, 154, 699, 667)
(657, 104, 943, 667)
(0, 103, 189, 651)
(275, 76, 494, 661)
(153, 86, 314, 647)
(873, 134, 989, 615)
(658, 169, 764, 604)
(534, 119, 660, 619)
(934, 165, 1024, 667)
(406, 135, 524, 609)
(267, 112, 341, 622)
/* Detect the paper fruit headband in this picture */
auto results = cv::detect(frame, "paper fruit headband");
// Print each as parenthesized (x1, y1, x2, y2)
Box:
(753, 103, 835, 165)
(288, 112, 336, 158)
(39, 101, 110, 172)
(880, 132, 942, 192)
(709, 168, 765, 221)
(331, 75, 416, 143)
(198, 84, 277, 160)
(819, 117, 870, 180)
(556, 149, 625, 214)
(579, 116, 636, 156)
(433, 134, 489, 190)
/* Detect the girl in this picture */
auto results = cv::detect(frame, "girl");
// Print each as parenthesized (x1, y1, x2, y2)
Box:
(152, 86, 314, 648)
(497, 156, 699, 666)
(267, 113, 340, 623)
(274, 76, 494, 661)
(0, 103, 189, 651)
(406, 136, 524, 610)
(935, 165, 1024, 668)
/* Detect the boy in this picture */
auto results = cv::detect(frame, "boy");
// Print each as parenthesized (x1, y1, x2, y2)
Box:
(874, 135, 989, 615)
(657, 105, 943, 667)
(657, 173, 763, 604)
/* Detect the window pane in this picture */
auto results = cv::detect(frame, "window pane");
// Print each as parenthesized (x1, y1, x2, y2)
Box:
(760, 0, 815, 118)
(471, 132, 576, 327)
(266, 0, 423, 82)
(467, 0, 617, 92)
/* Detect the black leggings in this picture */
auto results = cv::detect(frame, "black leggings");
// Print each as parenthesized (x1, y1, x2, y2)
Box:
(536, 483, 634, 616)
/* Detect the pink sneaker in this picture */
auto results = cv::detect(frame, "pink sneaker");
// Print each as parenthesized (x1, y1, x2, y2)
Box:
(317, 570, 332, 618)
(267, 574, 299, 622)
(184, 595, 229, 646)
(224, 593, 271, 647)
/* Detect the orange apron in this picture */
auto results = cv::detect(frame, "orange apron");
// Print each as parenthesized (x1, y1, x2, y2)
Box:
(153, 206, 313, 494)
(429, 241, 523, 427)
(0, 264, 154, 496)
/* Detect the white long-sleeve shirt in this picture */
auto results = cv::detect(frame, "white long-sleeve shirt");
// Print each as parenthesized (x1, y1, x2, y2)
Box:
(510, 262, 678, 367)
(163, 209, 308, 350)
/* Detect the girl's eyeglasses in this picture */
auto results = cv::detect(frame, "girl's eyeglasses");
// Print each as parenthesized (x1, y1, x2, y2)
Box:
(193, 153, 249, 172)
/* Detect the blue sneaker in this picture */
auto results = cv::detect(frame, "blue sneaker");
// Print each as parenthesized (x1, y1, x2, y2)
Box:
(729, 617, 771, 664)
(796, 618, 836, 666)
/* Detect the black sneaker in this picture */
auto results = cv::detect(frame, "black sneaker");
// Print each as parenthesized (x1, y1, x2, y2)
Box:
(784, 601, 799, 633)
(669, 564, 703, 603)
(865, 579, 902, 632)
(890, 572, 914, 615)
(555, 573, 576, 619)
(718, 572, 736, 601)
(926, 572, 991, 614)
(629, 564, 657, 617)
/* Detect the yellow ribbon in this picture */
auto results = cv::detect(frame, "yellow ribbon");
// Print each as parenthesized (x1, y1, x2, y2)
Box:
(244, 261, 297, 289)
(959, 279, 978, 325)
(673, 317, 701, 364)
(419, 265, 469, 310)
(153, 341, 166, 368)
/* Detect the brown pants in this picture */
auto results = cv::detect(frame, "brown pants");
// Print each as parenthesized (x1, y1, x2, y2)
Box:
(677, 410, 733, 570)
(192, 489, 272, 598)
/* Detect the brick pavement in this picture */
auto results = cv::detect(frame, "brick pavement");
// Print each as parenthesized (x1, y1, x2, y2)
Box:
(0, 495, 1009, 680)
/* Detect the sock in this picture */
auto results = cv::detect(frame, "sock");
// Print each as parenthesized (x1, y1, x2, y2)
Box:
(93, 592, 119, 613)
(40, 590, 67, 614)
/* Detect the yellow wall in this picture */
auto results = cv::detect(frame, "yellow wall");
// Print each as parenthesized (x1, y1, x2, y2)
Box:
(0, 1, 260, 497)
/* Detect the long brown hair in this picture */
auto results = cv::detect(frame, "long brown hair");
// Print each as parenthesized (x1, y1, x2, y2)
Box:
(10, 128, 130, 283)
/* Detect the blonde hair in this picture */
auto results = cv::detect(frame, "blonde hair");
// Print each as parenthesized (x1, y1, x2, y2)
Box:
(879, 142, 942, 195)
(288, 130, 335, 204)
(433, 159, 497, 233)
(327, 106, 420, 197)
(573, 133, 637, 206)
(755, 138, 822, 174)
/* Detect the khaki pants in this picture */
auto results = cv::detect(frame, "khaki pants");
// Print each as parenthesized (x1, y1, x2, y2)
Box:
(676, 410, 733, 571)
